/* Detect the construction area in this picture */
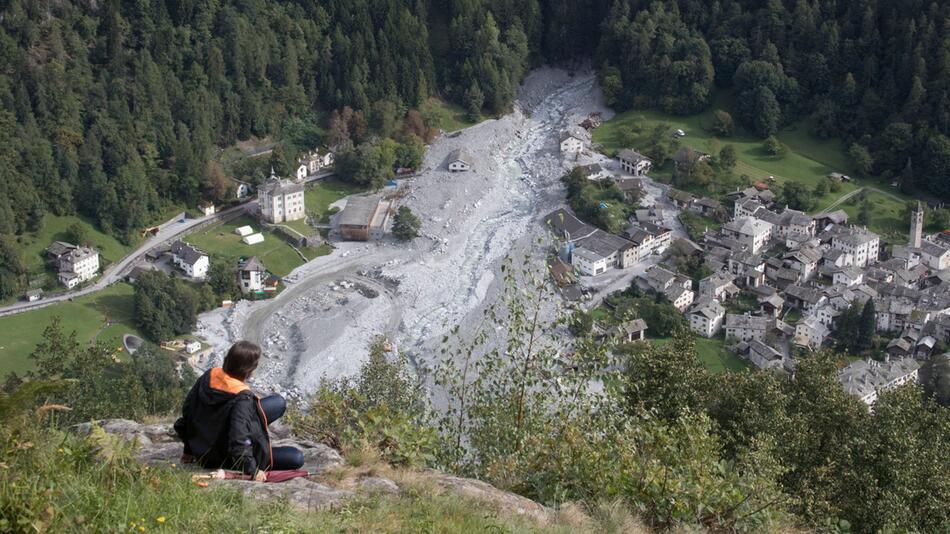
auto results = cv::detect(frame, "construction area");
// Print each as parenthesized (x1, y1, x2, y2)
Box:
(195, 68, 685, 398)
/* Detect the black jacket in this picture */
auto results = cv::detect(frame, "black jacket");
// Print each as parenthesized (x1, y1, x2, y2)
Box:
(174, 368, 272, 475)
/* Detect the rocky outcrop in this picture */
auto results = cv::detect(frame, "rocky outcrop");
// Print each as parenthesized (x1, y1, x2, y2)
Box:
(76, 419, 555, 523)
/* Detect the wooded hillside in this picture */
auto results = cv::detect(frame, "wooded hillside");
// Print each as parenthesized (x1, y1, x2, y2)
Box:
(1, 0, 946, 245)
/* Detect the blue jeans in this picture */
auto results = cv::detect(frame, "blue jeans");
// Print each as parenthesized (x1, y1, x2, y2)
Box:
(260, 394, 304, 470)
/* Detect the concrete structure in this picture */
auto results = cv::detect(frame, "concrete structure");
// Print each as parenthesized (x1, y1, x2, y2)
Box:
(337, 196, 392, 241)
(688, 299, 726, 337)
(617, 149, 652, 176)
(239, 256, 267, 293)
(839, 357, 920, 405)
(170, 240, 209, 279)
(259, 171, 306, 223)
(447, 148, 472, 172)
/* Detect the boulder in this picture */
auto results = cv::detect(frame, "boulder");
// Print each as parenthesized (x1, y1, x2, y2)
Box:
(218, 477, 353, 511)
(80, 419, 553, 524)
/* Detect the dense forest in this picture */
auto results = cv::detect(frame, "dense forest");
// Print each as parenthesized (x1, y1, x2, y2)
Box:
(0, 0, 947, 283)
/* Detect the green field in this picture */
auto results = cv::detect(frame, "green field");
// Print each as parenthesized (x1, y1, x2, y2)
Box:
(421, 97, 477, 133)
(305, 179, 367, 224)
(597, 94, 899, 195)
(187, 215, 328, 278)
(593, 94, 914, 239)
(15, 214, 136, 278)
(651, 335, 749, 374)
(834, 190, 909, 242)
(0, 283, 141, 378)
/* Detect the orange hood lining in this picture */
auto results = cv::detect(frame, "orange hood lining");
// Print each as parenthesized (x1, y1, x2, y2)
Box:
(209, 367, 251, 395)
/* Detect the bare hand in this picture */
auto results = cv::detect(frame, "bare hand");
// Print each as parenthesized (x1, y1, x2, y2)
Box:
(253, 470, 267, 482)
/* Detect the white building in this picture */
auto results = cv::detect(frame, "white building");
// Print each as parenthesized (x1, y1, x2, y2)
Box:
(571, 248, 612, 276)
(170, 240, 209, 279)
(831, 227, 880, 267)
(794, 316, 829, 350)
(722, 217, 773, 254)
(239, 256, 267, 293)
(298, 149, 334, 177)
(447, 148, 472, 172)
(48, 242, 100, 289)
(666, 285, 695, 312)
(559, 131, 585, 154)
(617, 149, 652, 176)
(570, 229, 635, 276)
(839, 357, 920, 406)
(259, 171, 306, 224)
(688, 300, 726, 337)
(832, 266, 864, 287)
(920, 241, 950, 271)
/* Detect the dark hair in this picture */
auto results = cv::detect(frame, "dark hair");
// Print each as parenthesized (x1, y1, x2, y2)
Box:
(223, 341, 261, 380)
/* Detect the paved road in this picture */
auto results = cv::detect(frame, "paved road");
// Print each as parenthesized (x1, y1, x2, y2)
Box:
(0, 202, 253, 318)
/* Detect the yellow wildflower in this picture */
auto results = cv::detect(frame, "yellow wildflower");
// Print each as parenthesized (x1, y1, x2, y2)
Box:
(156, 517, 166, 524)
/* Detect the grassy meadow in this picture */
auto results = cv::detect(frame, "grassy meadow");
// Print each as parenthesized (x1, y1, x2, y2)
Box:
(0, 283, 141, 378)
(592, 92, 914, 239)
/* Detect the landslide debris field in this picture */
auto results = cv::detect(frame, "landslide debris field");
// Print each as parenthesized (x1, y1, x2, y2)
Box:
(195, 68, 685, 397)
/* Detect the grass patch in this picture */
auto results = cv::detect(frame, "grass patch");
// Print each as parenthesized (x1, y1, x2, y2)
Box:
(14, 214, 136, 279)
(593, 91, 912, 212)
(188, 215, 314, 278)
(280, 218, 313, 236)
(651, 335, 748, 374)
(305, 179, 367, 224)
(1, 420, 595, 534)
(0, 283, 140, 378)
(835, 190, 908, 242)
(421, 97, 476, 133)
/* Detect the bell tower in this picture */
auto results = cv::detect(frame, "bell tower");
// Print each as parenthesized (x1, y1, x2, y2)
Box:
(909, 201, 923, 248)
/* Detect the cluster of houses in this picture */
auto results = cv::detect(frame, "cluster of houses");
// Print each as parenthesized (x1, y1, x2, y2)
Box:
(661, 189, 947, 405)
(295, 149, 334, 181)
(546, 205, 672, 278)
(550, 131, 947, 406)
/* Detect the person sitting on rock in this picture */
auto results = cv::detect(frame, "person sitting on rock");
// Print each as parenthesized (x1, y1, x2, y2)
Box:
(174, 340, 303, 481)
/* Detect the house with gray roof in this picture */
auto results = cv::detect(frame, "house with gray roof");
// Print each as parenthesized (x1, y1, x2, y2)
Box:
(446, 148, 472, 172)
(170, 240, 209, 279)
(617, 149, 652, 176)
(688, 299, 726, 337)
(839, 357, 920, 405)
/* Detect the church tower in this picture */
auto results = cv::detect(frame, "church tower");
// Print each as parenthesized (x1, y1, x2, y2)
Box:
(909, 201, 923, 248)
